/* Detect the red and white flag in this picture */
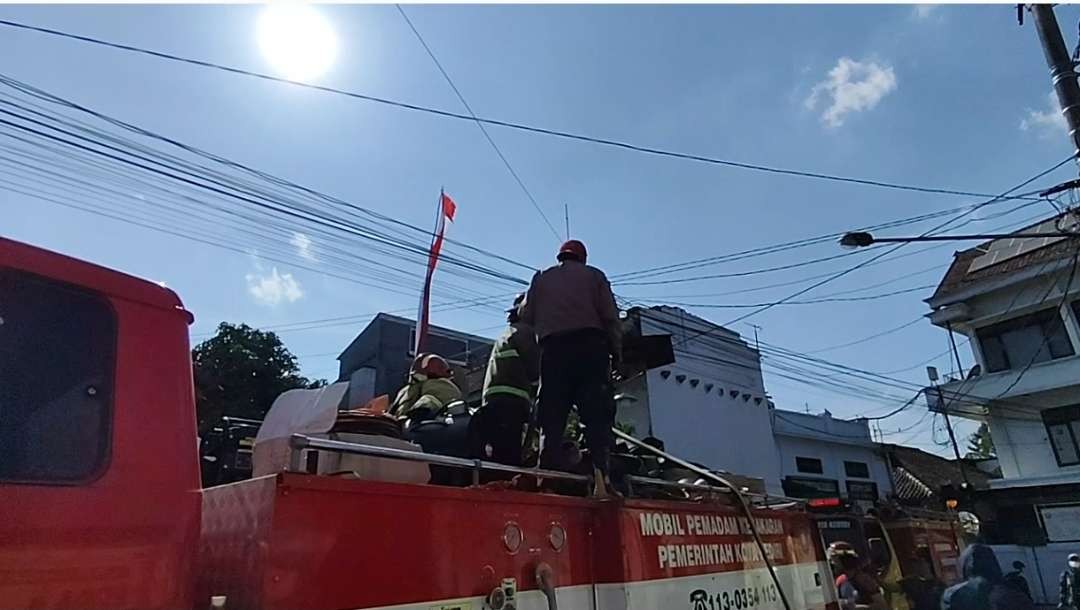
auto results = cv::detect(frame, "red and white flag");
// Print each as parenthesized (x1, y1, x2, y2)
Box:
(414, 191, 457, 355)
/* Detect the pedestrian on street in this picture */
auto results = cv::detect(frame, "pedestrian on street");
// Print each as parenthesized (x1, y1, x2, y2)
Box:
(1004, 560, 1032, 600)
(519, 239, 623, 496)
(941, 543, 1034, 610)
(1060, 552, 1080, 610)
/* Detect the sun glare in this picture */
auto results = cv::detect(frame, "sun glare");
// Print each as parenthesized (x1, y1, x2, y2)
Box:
(257, 4, 338, 83)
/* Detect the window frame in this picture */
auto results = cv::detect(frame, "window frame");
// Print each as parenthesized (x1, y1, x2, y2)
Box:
(795, 456, 824, 474)
(846, 480, 880, 501)
(0, 268, 118, 486)
(782, 475, 840, 499)
(1043, 405, 1080, 468)
(975, 307, 1074, 373)
(844, 460, 871, 479)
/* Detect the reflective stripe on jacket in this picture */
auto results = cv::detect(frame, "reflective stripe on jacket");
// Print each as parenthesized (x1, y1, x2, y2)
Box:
(482, 322, 539, 404)
(391, 377, 462, 417)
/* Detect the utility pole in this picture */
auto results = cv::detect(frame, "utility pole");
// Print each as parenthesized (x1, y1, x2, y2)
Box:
(940, 323, 972, 489)
(1031, 4, 1080, 161)
(564, 203, 570, 240)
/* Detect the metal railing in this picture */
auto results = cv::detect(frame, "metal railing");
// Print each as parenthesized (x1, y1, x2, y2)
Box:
(288, 434, 590, 486)
(286, 433, 802, 509)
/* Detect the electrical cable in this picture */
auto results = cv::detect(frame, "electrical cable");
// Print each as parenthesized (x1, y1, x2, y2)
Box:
(0, 18, 1053, 203)
(672, 155, 1077, 344)
(648, 284, 935, 309)
(0, 73, 540, 276)
(394, 5, 561, 241)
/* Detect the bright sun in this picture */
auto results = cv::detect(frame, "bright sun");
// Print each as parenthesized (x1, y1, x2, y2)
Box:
(257, 4, 338, 82)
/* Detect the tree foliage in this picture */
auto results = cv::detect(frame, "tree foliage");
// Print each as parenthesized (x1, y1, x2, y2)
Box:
(965, 422, 996, 459)
(192, 322, 324, 432)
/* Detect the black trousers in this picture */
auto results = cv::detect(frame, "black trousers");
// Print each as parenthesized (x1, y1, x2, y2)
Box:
(537, 329, 615, 474)
(474, 394, 530, 467)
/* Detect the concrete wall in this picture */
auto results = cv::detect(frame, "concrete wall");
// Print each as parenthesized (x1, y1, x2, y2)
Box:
(987, 410, 1080, 483)
(627, 307, 781, 494)
(642, 366, 783, 494)
(773, 418, 892, 503)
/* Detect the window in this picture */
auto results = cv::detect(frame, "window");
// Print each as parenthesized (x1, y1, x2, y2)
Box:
(782, 476, 839, 499)
(844, 461, 871, 478)
(0, 270, 116, 483)
(976, 308, 1074, 373)
(846, 481, 879, 501)
(796, 456, 824, 474)
(1043, 405, 1080, 467)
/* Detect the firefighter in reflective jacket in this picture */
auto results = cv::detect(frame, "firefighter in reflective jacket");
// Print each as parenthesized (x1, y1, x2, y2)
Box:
(475, 294, 539, 466)
(389, 353, 462, 420)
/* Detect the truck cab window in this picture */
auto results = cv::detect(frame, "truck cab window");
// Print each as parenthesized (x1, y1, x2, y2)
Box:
(0, 270, 116, 483)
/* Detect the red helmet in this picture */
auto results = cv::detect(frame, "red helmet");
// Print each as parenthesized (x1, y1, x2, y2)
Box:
(557, 239, 587, 263)
(412, 353, 451, 379)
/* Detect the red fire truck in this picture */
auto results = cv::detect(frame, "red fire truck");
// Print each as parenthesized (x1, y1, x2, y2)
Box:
(0, 237, 840, 610)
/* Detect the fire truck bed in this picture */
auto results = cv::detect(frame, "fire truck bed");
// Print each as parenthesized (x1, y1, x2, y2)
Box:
(198, 473, 837, 610)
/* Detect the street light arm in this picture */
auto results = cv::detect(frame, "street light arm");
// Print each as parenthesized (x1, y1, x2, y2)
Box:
(839, 231, 1080, 248)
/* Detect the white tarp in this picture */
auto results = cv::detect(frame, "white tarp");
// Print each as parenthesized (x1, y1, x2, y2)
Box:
(252, 382, 348, 476)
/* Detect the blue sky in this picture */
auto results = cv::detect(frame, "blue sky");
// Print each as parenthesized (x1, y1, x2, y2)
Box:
(2, 3, 1078, 454)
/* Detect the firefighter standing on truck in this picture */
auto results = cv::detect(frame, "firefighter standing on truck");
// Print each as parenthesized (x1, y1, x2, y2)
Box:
(519, 239, 622, 497)
(474, 293, 539, 466)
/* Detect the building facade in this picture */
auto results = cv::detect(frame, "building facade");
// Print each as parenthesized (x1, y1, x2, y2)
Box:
(336, 313, 493, 407)
(924, 212, 1080, 551)
(616, 306, 783, 494)
(772, 409, 893, 506)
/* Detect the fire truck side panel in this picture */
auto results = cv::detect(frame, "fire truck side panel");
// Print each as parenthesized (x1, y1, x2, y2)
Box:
(200, 475, 280, 610)
(199, 473, 597, 610)
(603, 503, 838, 610)
(0, 238, 201, 610)
(197, 474, 838, 610)
(884, 519, 962, 584)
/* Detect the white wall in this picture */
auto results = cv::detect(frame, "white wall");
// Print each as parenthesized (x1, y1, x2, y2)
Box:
(627, 306, 780, 493)
(988, 410, 1080, 485)
(642, 366, 783, 494)
(774, 434, 892, 498)
(771, 411, 892, 502)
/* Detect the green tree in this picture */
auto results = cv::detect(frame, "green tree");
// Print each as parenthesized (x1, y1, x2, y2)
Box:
(192, 322, 324, 433)
(965, 422, 996, 459)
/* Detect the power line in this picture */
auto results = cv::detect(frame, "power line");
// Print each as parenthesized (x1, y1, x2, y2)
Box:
(650, 284, 935, 309)
(0, 17, 1053, 202)
(394, 4, 561, 240)
(805, 316, 926, 355)
(0, 100, 530, 288)
(0, 73, 539, 276)
(676, 155, 1076, 343)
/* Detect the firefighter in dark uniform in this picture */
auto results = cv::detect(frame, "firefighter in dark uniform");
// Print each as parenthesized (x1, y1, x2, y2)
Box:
(520, 239, 622, 496)
(475, 294, 539, 466)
